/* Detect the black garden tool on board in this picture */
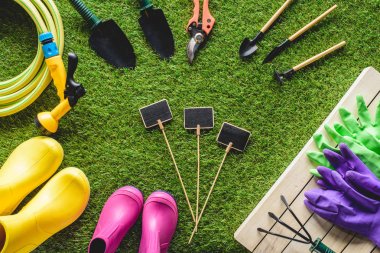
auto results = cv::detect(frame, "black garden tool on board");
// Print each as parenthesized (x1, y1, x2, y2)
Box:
(239, 0, 293, 60)
(263, 5, 337, 63)
(258, 196, 335, 253)
(69, 0, 136, 68)
(138, 0, 175, 59)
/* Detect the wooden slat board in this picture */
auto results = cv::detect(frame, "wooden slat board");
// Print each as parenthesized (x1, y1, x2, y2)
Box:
(234, 67, 380, 253)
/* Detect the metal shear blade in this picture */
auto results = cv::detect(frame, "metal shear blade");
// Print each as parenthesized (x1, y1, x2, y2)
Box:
(186, 0, 215, 63)
(187, 30, 205, 63)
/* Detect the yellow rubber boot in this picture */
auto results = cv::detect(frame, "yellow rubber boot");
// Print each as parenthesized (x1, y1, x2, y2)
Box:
(0, 137, 63, 215)
(0, 167, 90, 253)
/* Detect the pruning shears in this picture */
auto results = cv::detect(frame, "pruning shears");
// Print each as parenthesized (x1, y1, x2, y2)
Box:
(186, 0, 215, 64)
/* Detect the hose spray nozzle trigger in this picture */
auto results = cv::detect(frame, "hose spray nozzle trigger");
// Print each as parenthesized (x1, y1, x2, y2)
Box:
(64, 53, 86, 107)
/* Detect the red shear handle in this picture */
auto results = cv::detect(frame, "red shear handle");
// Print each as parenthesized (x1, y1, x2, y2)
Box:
(187, 0, 200, 31)
(202, 0, 215, 35)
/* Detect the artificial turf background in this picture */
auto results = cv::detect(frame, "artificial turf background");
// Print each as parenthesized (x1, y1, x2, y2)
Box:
(1, 0, 380, 252)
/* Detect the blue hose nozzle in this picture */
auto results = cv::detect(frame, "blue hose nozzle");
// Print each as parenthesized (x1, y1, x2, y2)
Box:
(39, 32, 59, 58)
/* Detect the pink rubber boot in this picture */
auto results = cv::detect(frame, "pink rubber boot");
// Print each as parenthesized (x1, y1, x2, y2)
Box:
(139, 191, 178, 253)
(88, 186, 143, 253)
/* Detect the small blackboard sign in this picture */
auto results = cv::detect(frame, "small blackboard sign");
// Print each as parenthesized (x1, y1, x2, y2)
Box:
(184, 107, 214, 130)
(139, 99, 173, 128)
(217, 122, 251, 152)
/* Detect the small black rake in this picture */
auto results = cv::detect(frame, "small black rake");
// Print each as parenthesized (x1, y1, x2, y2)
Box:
(257, 195, 335, 253)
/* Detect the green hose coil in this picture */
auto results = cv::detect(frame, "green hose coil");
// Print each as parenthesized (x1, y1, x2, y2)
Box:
(0, 0, 64, 117)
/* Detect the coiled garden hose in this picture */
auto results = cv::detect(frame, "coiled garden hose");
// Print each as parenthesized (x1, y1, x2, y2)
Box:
(0, 0, 64, 116)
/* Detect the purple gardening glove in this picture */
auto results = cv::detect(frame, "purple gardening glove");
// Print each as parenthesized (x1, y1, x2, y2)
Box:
(304, 169, 380, 247)
(316, 143, 380, 199)
(305, 143, 380, 246)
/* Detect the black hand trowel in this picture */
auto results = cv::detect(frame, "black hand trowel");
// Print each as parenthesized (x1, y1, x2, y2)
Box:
(138, 0, 175, 59)
(69, 0, 136, 68)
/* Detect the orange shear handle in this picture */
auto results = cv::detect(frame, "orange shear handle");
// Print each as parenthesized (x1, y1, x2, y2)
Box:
(187, 0, 200, 31)
(202, 0, 215, 35)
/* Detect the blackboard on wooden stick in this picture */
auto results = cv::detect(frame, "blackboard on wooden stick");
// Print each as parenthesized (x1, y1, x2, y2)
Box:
(189, 122, 251, 243)
(184, 107, 214, 130)
(139, 99, 195, 222)
(183, 106, 214, 232)
(217, 122, 251, 152)
(139, 99, 173, 128)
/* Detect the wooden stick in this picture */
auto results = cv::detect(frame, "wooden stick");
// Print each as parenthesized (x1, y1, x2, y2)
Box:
(196, 125, 201, 232)
(261, 0, 293, 33)
(158, 120, 195, 222)
(289, 5, 337, 41)
(188, 142, 233, 243)
(293, 41, 346, 71)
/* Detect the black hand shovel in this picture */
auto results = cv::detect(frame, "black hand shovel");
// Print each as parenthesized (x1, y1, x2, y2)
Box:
(69, 0, 136, 68)
(138, 0, 175, 59)
(239, 0, 293, 59)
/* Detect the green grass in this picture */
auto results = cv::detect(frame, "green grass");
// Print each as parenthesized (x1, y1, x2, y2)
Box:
(1, 0, 380, 252)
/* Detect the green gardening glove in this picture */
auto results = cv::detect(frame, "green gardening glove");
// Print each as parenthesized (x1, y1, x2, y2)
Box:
(334, 96, 380, 154)
(307, 128, 380, 179)
(307, 95, 380, 178)
(307, 133, 335, 172)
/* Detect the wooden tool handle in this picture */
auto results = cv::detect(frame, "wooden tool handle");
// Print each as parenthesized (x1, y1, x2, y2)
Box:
(261, 0, 293, 33)
(293, 41, 346, 71)
(289, 5, 337, 41)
